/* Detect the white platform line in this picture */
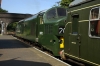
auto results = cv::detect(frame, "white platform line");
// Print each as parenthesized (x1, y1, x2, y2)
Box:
(33, 47, 71, 66)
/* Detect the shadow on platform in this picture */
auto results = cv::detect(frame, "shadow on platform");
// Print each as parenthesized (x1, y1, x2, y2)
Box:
(0, 57, 52, 66)
(0, 54, 3, 57)
(0, 39, 31, 49)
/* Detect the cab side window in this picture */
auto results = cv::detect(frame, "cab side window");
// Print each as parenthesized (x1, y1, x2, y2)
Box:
(40, 17, 43, 24)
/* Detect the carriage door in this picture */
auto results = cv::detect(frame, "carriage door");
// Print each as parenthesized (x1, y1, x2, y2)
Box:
(69, 14, 80, 57)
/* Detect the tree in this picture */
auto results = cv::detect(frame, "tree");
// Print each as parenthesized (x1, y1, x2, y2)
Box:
(60, 0, 74, 8)
(0, 8, 8, 13)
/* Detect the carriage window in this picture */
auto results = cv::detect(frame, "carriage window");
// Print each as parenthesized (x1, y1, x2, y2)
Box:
(90, 8, 99, 19)
(46, 8, 56, 19)
(89, 7, 100, 38)
(57, 8, 66, 17)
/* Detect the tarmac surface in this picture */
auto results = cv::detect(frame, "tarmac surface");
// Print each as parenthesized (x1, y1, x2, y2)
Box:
(0, 35, 70, 66)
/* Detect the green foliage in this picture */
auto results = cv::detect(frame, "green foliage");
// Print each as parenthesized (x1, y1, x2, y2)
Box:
(0, 8, 8, 13)
(60, 0, 74, 8)
(7, 22, 17, 32)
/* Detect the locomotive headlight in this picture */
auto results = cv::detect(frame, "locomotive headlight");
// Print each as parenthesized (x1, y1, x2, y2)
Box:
(59, 37, 64, 48)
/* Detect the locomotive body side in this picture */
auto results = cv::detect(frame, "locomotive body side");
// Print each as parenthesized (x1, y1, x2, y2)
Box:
(16, 14, 40, 42)
(15, 19, 24, 38)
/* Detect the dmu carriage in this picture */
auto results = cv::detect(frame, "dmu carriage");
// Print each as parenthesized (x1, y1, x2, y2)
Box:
(60, 0, 100, 66)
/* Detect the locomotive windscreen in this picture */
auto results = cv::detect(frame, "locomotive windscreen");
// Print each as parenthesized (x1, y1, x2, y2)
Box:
(46, 7, 67, 19)
(57, 8, 67, 17)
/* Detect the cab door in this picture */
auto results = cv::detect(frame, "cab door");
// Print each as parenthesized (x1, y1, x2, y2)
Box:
(36, 14, 44, 38)
(69, 14, 80, 57)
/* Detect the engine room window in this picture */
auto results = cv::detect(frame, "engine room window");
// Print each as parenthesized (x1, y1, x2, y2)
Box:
(46, 8, 56, 19)
(89, 7, 100, 38)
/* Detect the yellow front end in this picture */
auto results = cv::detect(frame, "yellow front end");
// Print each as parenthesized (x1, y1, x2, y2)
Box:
(60, 37, 64, 48)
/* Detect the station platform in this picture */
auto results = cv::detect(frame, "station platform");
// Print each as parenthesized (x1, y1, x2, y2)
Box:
(0, 35, 70, 66)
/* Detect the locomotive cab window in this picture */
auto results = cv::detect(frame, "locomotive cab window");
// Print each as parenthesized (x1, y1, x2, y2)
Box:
(89, 7, 100, 38)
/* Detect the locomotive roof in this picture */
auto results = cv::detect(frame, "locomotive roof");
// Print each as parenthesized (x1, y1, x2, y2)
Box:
(38, 9, 48, 14)
(24, 9, 48, 21)
(69, 0, 95, 8)
(18, 7, 65, 22)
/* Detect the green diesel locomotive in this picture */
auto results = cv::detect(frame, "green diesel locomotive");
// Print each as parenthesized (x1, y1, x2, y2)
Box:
(60, 0, 100, 65)
(15, 7, 67, 56)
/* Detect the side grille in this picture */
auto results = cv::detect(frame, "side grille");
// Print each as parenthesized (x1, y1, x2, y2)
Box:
(44, 24, 53, 34)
